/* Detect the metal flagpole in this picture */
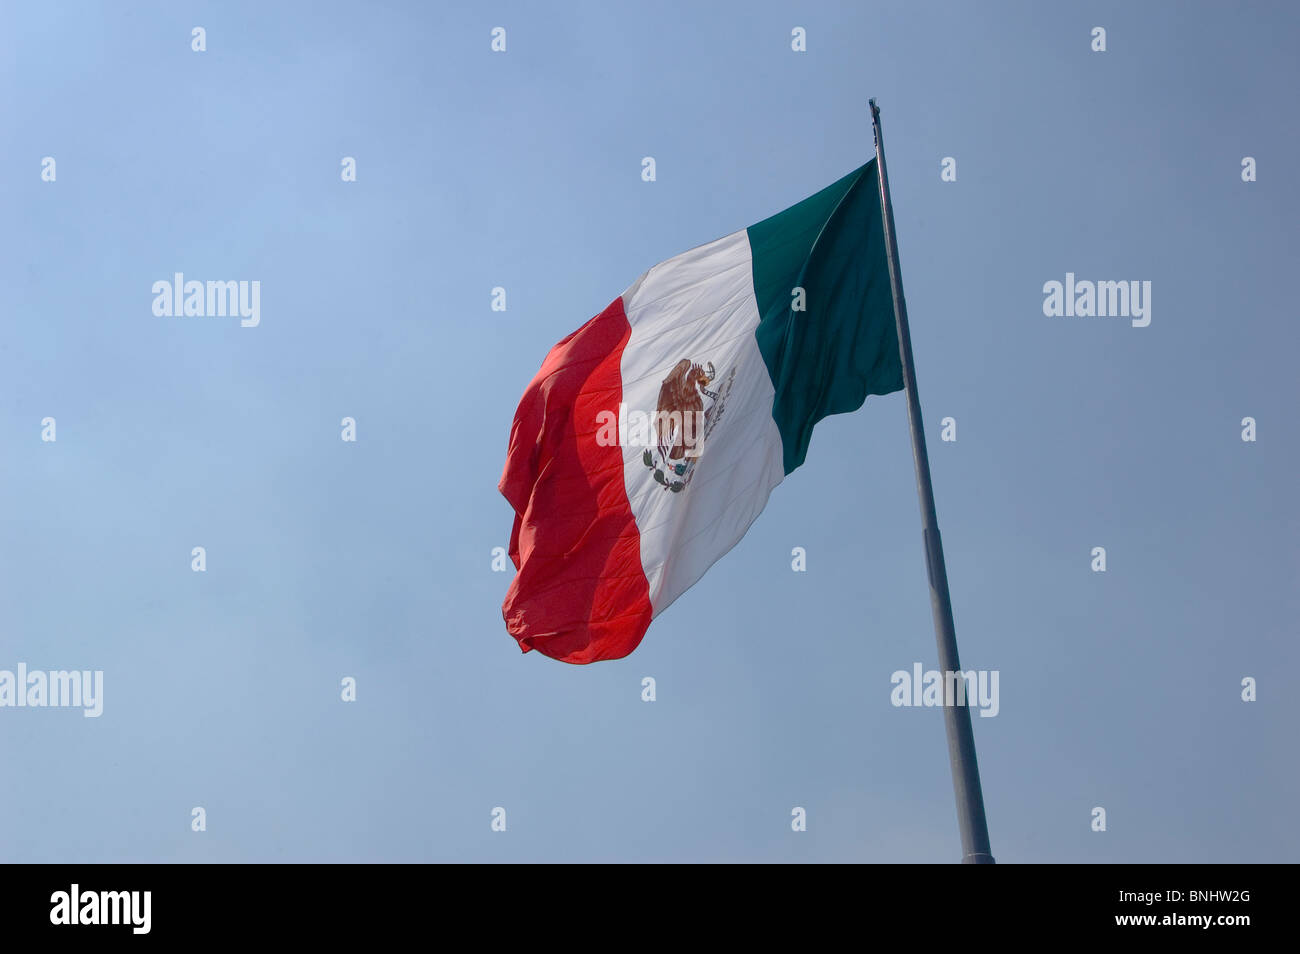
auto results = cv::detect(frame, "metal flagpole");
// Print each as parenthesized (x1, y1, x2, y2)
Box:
(869, 98, 995, 864)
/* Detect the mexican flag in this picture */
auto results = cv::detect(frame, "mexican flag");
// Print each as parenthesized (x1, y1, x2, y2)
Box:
(500, 162, 903, 663)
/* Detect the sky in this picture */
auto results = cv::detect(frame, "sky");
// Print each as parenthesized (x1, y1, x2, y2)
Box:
(1, 0, 1297, 863)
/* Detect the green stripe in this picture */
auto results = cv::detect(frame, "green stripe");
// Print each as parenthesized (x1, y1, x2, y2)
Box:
(747, 161, 903, 474)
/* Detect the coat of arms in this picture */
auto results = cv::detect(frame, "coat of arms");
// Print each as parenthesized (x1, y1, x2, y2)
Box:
(641, 358, 735, 493)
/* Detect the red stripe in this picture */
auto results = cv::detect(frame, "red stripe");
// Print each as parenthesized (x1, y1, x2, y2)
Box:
(499, 296, 652, 663)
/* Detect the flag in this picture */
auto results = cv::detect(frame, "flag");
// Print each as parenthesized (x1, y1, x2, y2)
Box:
(499, 161, 903, 663)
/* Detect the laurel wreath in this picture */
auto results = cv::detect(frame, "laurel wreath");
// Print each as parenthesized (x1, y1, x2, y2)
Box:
(642, 450, 686, 492)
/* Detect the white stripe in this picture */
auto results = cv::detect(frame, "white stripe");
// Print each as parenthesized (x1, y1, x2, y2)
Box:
(619, 229, 785, 618)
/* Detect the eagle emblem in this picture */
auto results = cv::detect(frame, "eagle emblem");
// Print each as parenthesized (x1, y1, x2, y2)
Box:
(641, 358, 735, 494)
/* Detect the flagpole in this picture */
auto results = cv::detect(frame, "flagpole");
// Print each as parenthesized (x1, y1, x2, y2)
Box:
(869, 98, 995, 864)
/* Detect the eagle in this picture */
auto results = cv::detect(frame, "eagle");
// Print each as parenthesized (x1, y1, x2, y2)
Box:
(655, 359, 716, 462)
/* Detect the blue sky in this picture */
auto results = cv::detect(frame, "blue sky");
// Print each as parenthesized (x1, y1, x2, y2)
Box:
(1, 0, 1296, 862)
